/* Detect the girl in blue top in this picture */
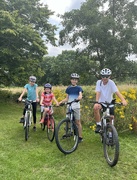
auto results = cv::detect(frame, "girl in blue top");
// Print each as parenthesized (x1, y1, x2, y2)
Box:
(18, 76, 39, 131)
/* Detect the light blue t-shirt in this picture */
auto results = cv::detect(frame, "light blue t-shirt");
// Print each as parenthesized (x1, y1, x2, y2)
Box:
(24, 84, 38, 101)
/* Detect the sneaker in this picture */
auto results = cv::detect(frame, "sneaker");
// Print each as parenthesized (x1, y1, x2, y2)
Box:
(33, 126, 36, 131)
(95, 125, 101, 133)
(78, 137, 83, 143)
(19, 117, 24, 123)
(40, 119, 44, 124)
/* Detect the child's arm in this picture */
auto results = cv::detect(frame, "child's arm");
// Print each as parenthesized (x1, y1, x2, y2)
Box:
(18, 88, 27, 101)
(36, 87, 39, 102)
(52, 97, 59, 106)
(77, 91, 83, 100)
(115, 91, 127, 106)
(40, 96, 44, 106)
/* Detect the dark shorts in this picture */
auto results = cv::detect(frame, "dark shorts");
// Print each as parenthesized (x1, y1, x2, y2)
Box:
(101, 105, 114, 115)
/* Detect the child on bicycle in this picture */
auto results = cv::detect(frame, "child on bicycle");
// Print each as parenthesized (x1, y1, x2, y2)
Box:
(18, 76, 39, 131)
(59, 73, 83, 143)
(93, 68, 127, 133)
(40, 83, 59, 124)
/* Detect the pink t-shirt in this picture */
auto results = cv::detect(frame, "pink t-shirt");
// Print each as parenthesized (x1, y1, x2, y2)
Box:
(41, 92, 54, 106)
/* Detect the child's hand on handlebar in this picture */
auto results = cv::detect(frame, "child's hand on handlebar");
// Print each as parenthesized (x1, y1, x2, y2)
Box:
(121, 100, 127, 106)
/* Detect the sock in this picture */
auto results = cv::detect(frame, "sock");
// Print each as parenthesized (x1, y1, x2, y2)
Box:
(97, 122, 101, 126)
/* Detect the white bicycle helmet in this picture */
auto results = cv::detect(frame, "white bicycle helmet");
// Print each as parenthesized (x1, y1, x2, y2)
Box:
(70, 73, 80, 79)
(29, 76, 36, 82)
(100, 68, 112, 76)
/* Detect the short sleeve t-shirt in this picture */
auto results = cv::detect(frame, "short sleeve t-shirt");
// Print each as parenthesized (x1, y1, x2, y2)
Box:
(41, 92, 54, 106)
(24, 83, 38, 101)
(66, 85, 83, 109)
(96, 79, 118, 103)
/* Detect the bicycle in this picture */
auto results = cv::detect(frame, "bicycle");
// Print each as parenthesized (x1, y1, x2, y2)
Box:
(55, 99, 79, 154)
(90, 99, 122, 167)
(22, 99, 33, 141)
(40, 106, 55, 142)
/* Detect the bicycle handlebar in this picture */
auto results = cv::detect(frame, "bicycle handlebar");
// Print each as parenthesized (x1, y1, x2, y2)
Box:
(21, 99, 33, 103)
(60, 99, 80, 106)
(90, 100, 123, 106)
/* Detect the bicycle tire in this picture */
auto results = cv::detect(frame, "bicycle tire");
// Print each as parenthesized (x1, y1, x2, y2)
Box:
(47, 116, 55, 142)
(103, 124, 119, 167)
(25, 115, 29, 141)
(55, 118, 79, 154)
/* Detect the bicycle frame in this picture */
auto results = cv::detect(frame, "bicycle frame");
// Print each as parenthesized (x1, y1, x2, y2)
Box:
(91, 100, 122, 167)
(23, 99, 33, 127)
(66, 103, 75, 132)
(40, 105, 55, 142)
(101, 105, 114, 132)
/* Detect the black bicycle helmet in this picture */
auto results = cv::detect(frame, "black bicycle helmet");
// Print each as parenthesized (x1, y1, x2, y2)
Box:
(44, 83, 52, 89)
(100, 68, 112, 76)
(29, 76, 36, 82)
(70, 73, 80, 79)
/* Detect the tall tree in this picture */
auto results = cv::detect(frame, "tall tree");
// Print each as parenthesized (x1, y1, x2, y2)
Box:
(59, 0, 137, 78)
(0, 0, 57, 86)
(40, 50, 96, 85)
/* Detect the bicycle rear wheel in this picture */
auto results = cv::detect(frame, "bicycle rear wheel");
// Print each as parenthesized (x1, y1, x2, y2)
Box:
(47, 117, 55, 142)
(55, 118, 79, 154)
(25, 115, 29, 141)
(103, 124, 119, 167)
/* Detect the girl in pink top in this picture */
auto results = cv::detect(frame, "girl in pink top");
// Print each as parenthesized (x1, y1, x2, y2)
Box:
(40, 83, 59, 123)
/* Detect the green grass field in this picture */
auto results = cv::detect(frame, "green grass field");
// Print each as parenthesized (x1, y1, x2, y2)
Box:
(0, 102, 137, 180)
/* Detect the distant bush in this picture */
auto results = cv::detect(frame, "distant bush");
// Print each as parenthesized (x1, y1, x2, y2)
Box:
(1, 85, 137, 134)
(0, 89, 23, 102)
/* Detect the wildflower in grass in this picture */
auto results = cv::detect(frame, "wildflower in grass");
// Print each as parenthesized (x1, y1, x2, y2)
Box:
(120, 115, 125, 119)
(121, 91, 128, 98)
(90, 124, 96, 131)
(127, 93, 136, 100)
(89, 96, 92, 99)
(128, 124, 133, 130)
(85, 106, 88, 109)
(132, 116, 137, 123)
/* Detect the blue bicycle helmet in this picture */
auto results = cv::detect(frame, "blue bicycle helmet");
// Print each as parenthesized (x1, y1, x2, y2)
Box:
(44, 83, 52, 89)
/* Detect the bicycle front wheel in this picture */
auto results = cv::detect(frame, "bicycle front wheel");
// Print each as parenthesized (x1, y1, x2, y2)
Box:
(103, 124, 119, 167)
(47, 117, 55, 142)
(25, 115, 29, 141)
(55, 118, 79, 154)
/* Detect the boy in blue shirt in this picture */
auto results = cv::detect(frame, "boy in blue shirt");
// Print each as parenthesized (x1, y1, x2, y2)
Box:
(18, 76, 39, 131)
(59, 73, 83, 142)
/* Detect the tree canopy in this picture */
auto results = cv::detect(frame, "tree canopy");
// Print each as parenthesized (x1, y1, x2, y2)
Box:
(1, 0, 137, 86)
(59, 0, 137, 79)
(0, 0, 57, 86)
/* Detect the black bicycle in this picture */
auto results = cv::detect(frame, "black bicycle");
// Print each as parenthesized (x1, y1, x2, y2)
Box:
(91, 100, 122, 167)
(40, 106, 55, 142)
(55, 100, 79, 154)
(22, 99, 33, 141)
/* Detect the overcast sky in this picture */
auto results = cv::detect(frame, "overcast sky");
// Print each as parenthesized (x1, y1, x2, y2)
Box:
(40, 0, 86, 56)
